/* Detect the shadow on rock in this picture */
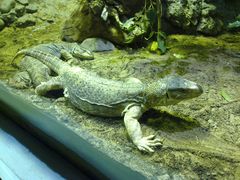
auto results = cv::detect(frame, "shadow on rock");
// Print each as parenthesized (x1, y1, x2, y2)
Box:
(141, 108, 201, 133)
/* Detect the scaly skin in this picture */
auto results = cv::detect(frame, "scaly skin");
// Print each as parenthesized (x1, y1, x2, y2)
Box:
(12, 42, 94, 65)
(10, 42, 94, 88)
(20, 50, 203, 152)
(9, 56, 51, 88)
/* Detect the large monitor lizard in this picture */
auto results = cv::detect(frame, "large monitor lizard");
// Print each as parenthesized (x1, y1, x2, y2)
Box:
(14, 50, 203, 152)
(10, 42, 94, 88)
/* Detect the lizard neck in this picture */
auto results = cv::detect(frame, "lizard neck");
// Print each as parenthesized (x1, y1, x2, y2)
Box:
(145, 81, 168, 107)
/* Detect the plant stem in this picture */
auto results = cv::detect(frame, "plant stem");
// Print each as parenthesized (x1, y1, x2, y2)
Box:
(156, 0, 162, 36)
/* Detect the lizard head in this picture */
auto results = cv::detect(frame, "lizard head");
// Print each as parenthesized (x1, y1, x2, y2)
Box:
(164, 76, 203, 105)
(72, 45, 94, 60)
(147, 75, 203, 106)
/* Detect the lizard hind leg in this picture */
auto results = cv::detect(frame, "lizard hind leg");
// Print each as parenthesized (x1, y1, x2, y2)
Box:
(35, 76, 63, 97)
(9, 71, 32, 89)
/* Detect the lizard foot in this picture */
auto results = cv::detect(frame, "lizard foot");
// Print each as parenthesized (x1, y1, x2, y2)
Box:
(134, 135, 162, 153)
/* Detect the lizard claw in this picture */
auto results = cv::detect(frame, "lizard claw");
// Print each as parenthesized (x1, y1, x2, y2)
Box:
(134, 135, 163, 153)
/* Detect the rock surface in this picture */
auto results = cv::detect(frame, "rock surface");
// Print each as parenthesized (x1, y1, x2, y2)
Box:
(15, 14, 36, 28)
(166, 0, 201, 32)
(14, 4, 25, 17)
(227, 14, 240, 31)
(0, 0, 15, 14)
(26, 4, 38, 14)
(62, 0, 113, 43)
(80, 38, 115, 52)
(1, 10, 17, 25)
(62, 0, 240, 43)
(165, 0, 224, 35)
(0, 0, 39, 31)
(197, 17, 223, 35)
(15, 0, 29, 6)
(61, 0, 149, 44)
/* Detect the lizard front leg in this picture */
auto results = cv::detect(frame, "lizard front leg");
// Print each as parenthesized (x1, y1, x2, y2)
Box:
(124, 105, 162, 152)
(60, 49, 78, 66)
(60, 49, 74, 61)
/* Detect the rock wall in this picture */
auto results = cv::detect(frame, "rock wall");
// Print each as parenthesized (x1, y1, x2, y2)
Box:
(61, 0, 125, 44)
(165, 0, 240, 35)
(1, 0, 238, 44)
(61, 0, 147, 44)
(61, 0, 240, 44)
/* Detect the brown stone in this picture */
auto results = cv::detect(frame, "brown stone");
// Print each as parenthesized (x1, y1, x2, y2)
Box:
(61, 0, 147, 45)
(61, 0, 125, 44)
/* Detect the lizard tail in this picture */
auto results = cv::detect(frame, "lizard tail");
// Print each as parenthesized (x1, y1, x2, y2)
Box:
(20, 50, 68, 74)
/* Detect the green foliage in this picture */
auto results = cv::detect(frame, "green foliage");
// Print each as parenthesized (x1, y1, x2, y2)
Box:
(144, 0, 167, 54)
(220, 90, 232, 102)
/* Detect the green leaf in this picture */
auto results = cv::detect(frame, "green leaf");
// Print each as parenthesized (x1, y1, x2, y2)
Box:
(220, 90, 232, 102)
(150, 41, 158, 51)
(157, 39, 166, 53)
(157, 32, 166, 54)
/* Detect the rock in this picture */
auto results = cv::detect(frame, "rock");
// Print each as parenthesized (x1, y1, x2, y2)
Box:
(15, 0, 29, 6)
(165, 0, 225, 35)
(14, 4, 25, 17)
(15, 14, 36, 28)
(0, 0, 15, 14)
(61, 0, 147, 44)
(197, 17, 223, 35)
(166, 0, 201, 31)
(201, 2, 216, 17)
(0, 18, 5, 30)
(227, 15, 240, 31)
(227, 21, 240, 31)
(1, 10, 17, 25)
(26, 4, 38, 14)
(80, 38, 115, 52)
(62, 1, 118, 43)
(62, 0, 239, 40)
